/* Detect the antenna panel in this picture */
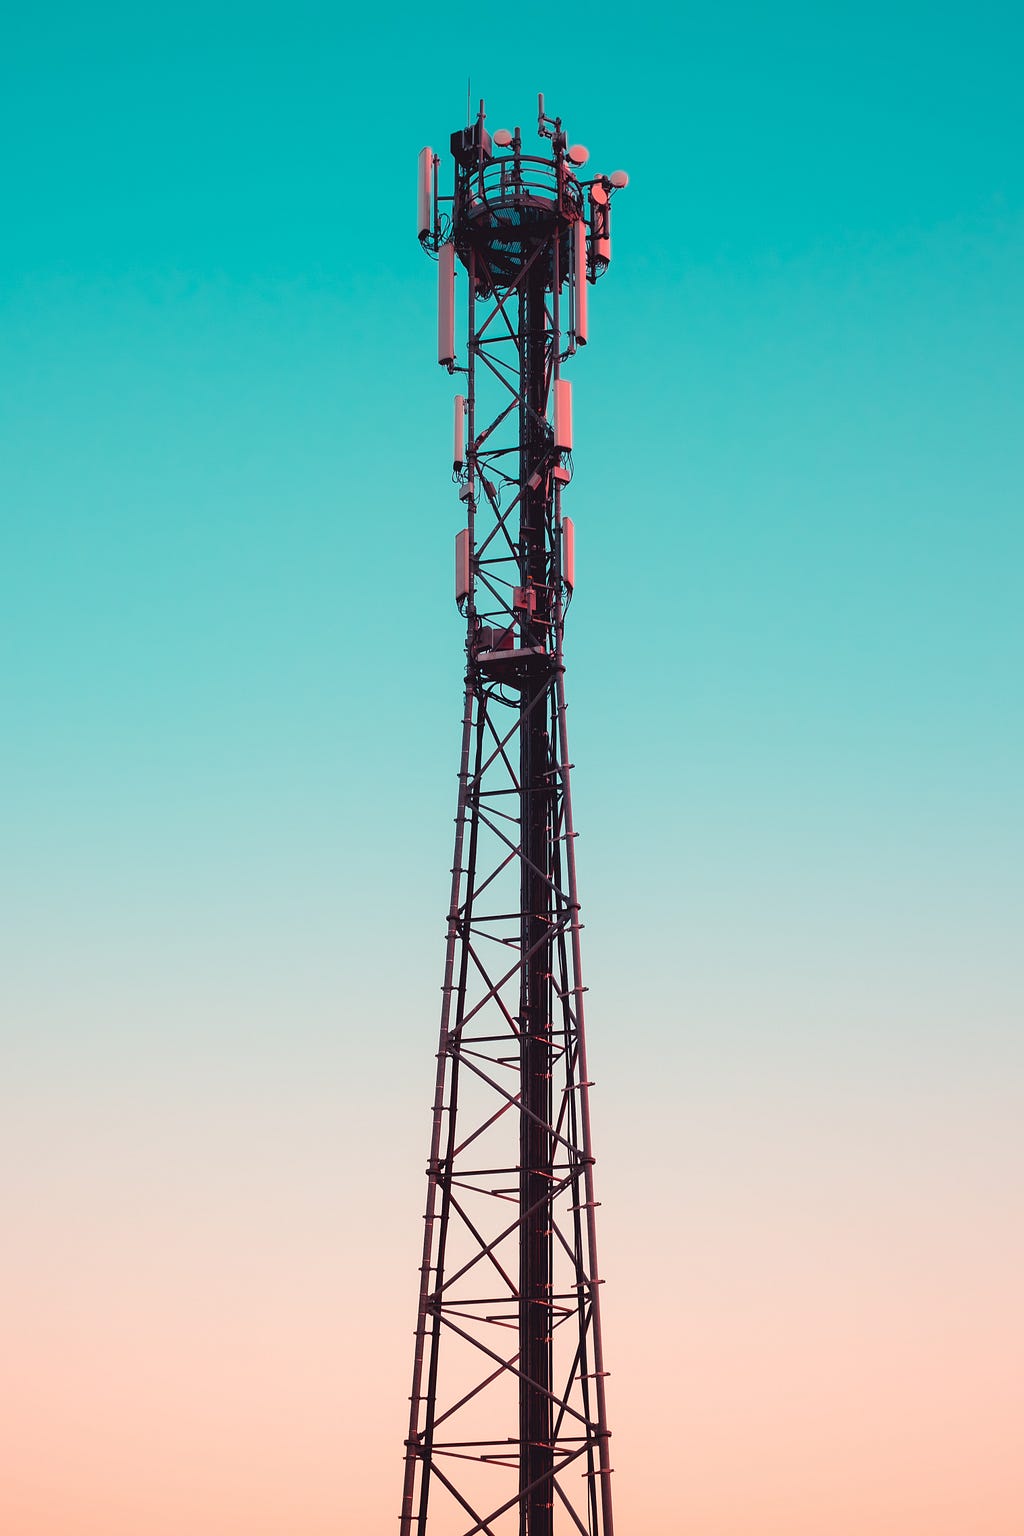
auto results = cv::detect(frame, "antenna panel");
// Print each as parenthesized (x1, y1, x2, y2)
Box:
(562, 516, 576, 590)
(574, 217, 588, 344)
(553, 377, 573, 453)
(454, 527, 470, 602)
(417, 147, 433, 240)
(453, 394, 466, 470)
(437, 243, 455, 366)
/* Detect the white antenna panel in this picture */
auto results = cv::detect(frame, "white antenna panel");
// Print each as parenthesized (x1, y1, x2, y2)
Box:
(574, 218, 588, 345)
(417, 147, 433, 239)
(553, 378, 573, 453)
(453, 394, 466, 470)
(455, 527, 470, 603)
(437, 243, 456, 366)
(562, 517, 575, 590)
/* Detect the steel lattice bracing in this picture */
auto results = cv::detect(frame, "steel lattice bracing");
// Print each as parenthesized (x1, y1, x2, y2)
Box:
(402, 98, 625, 1536)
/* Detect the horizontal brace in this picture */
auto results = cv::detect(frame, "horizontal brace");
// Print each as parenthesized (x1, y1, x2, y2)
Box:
(429, 1438, 519, 1450)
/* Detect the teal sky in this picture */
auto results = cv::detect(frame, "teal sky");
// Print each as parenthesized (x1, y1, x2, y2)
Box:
(3, 4, 1022, 1533)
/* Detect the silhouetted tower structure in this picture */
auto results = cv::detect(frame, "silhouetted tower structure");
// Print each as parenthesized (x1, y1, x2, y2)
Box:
(402, 96, 627, 1536)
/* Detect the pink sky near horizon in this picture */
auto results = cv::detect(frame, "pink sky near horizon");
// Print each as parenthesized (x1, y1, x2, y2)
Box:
(5, 1039, 1022, 1536)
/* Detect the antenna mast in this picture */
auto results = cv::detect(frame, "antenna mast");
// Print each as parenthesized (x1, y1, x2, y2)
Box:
(404, 99, 628, 1536)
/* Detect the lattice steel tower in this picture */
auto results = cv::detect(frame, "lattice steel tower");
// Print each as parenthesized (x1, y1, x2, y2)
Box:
(402, 96, 627, 1536)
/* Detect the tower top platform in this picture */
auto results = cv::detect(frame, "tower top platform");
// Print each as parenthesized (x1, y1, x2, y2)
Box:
(455, 154, 584, 284)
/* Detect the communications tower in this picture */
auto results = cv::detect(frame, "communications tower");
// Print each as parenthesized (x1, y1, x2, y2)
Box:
(402, 96, 627, 1536)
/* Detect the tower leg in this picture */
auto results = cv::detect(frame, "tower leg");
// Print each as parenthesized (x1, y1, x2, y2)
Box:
(518, 261, 554, 1536)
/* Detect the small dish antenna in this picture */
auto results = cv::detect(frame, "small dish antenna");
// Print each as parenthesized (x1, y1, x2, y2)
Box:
(566, 143, 589, 166)
(609, 169, 629, 188)
(493, 128, 513, 147)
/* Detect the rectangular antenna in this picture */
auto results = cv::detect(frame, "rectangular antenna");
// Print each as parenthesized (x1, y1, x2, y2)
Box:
(574, 218, 588, 344)
(437, 243, 455, 366)
(454, 528, 470, 602)
(417, 148, 433, 240)
(453, 395, 466, 470)
(553, 378, 573, 453)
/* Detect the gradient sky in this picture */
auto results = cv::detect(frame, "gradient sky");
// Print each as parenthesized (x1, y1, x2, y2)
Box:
(2, 3, 1022, 1533)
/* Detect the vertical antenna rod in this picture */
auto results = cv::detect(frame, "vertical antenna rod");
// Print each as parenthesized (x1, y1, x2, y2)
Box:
(402, 100, 628, 1536)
